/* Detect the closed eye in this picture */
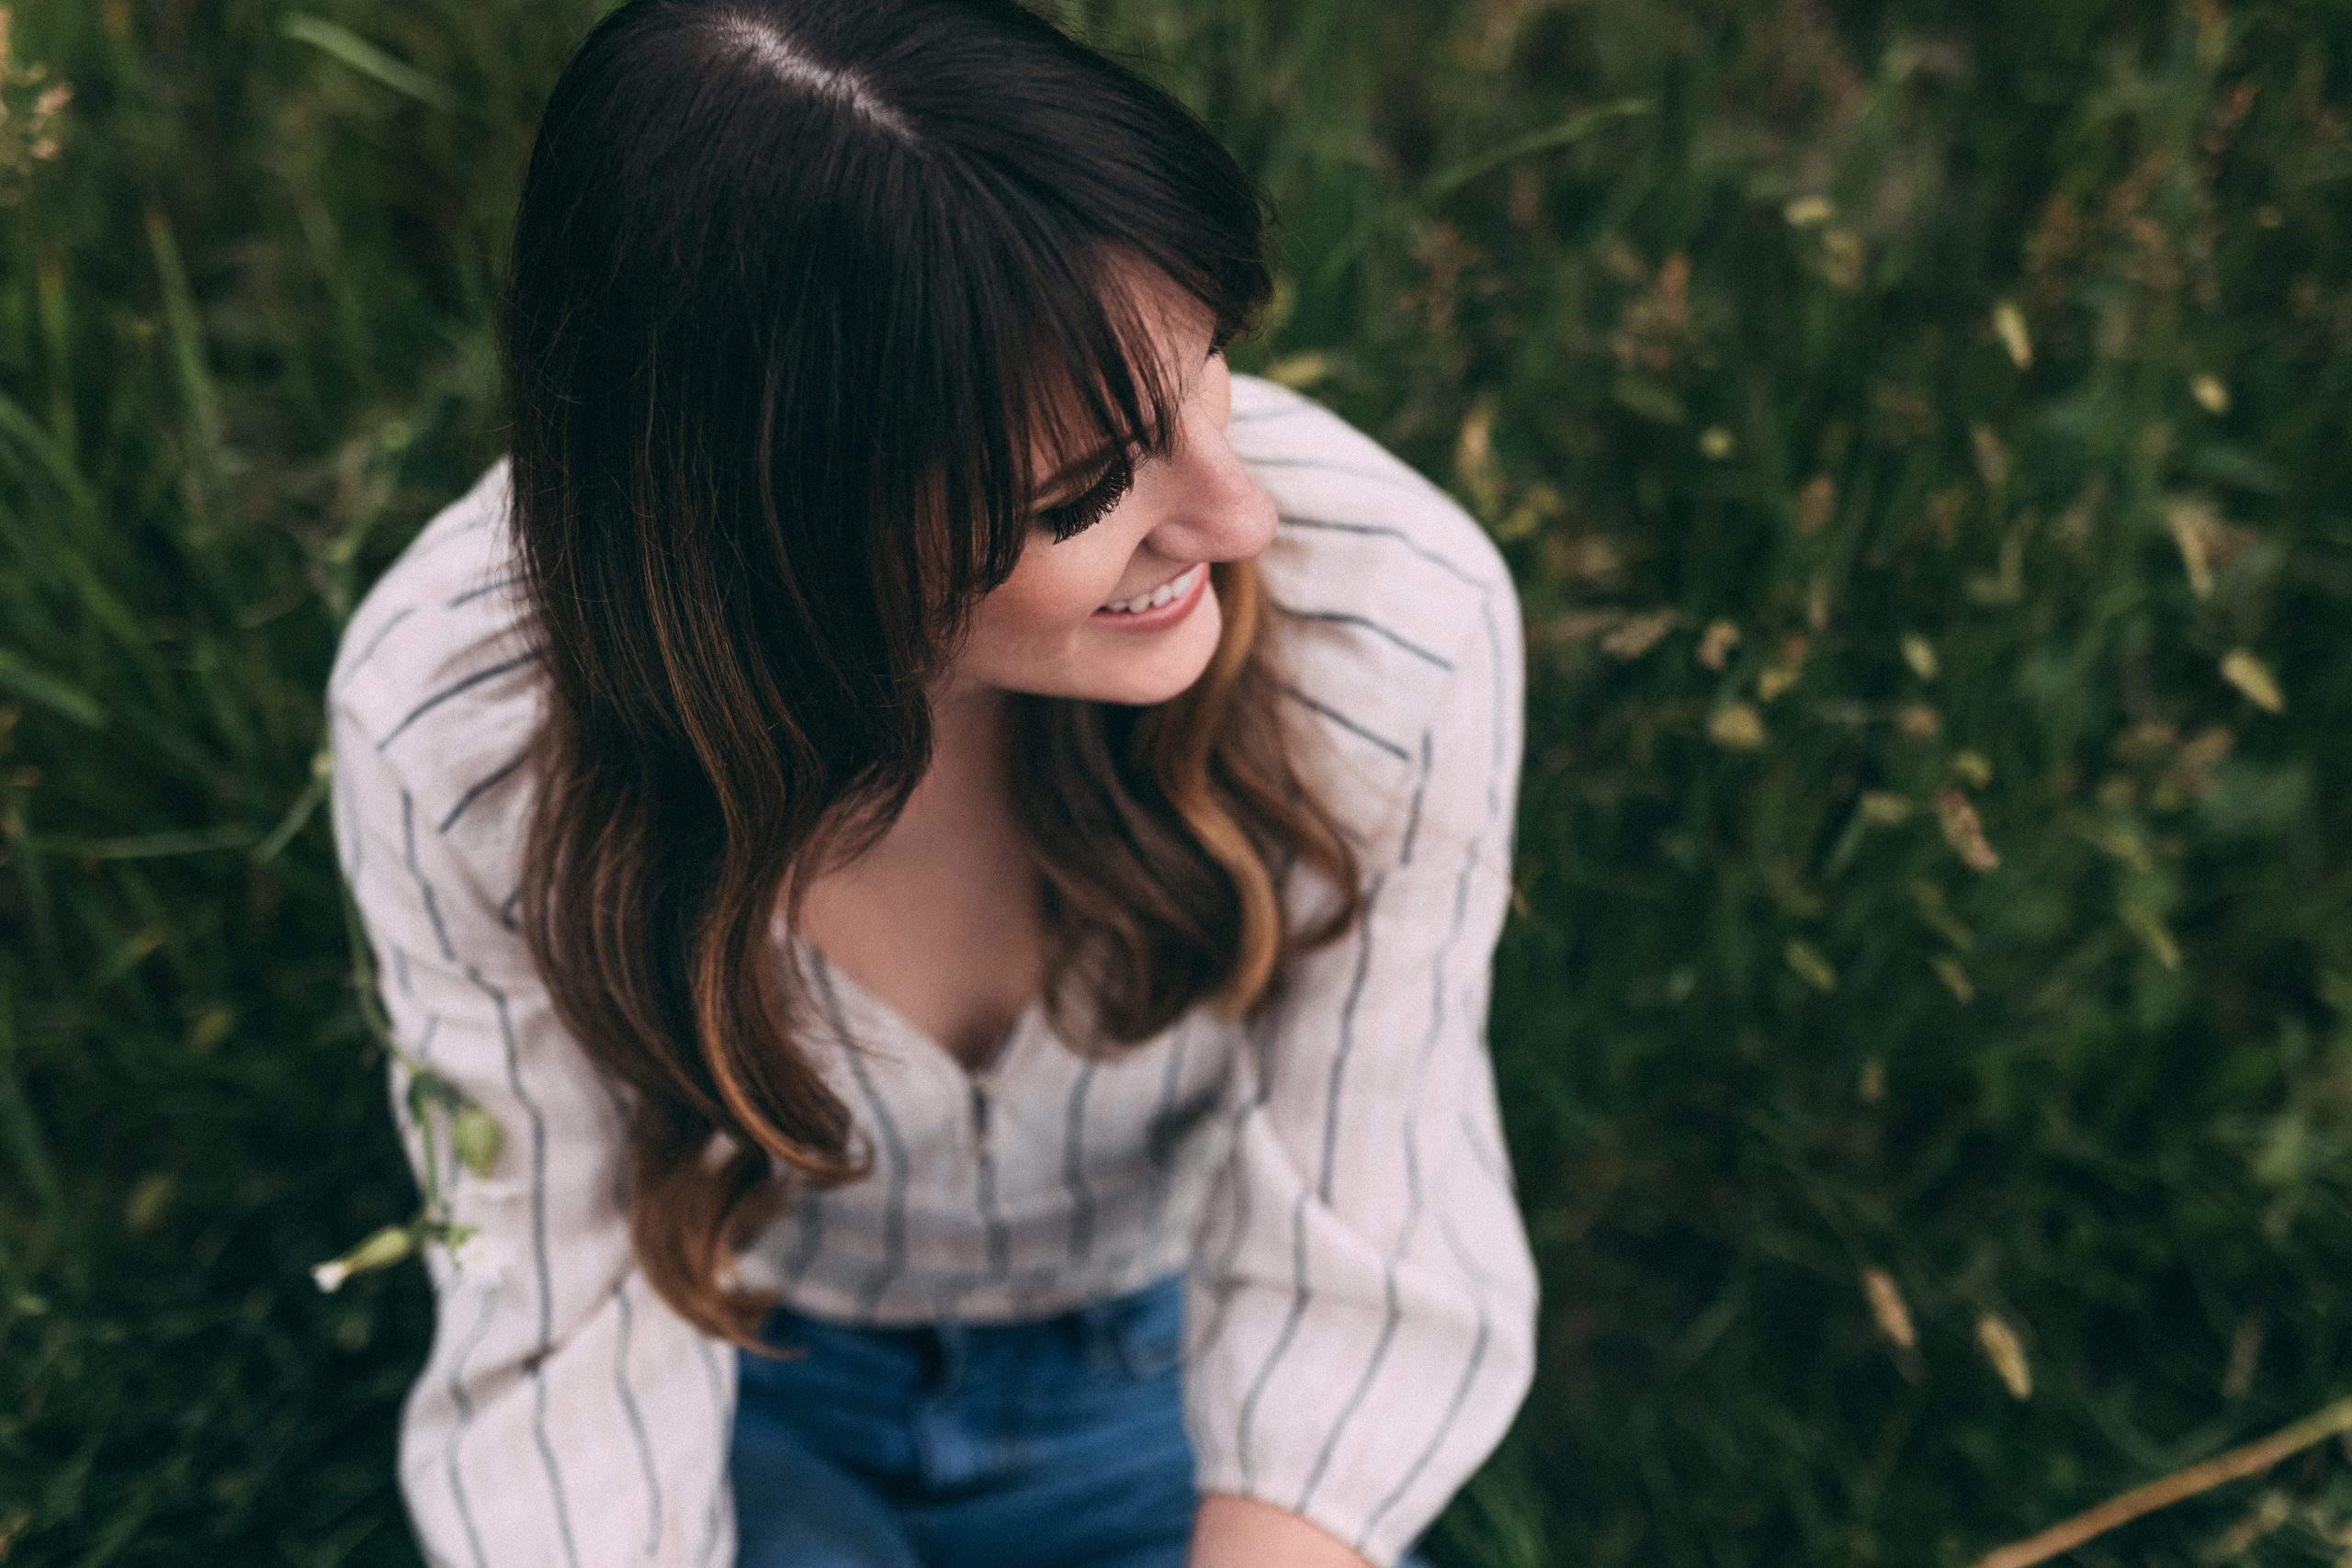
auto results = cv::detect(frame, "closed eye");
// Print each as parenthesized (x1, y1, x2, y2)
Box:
(1035, 456, 1137, 542)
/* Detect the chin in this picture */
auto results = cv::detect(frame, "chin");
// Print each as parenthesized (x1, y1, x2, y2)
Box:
(1075, 592, 1225, 706)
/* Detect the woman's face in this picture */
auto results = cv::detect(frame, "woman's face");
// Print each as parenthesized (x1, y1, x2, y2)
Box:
(935, 288, 1280, 713)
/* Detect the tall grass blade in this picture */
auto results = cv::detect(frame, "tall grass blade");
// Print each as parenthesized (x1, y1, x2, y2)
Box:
(281, 16, 460, 113)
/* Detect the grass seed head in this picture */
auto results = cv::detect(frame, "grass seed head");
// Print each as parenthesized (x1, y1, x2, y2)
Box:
(1862, 1268, 1917, 1350)
(1937, 788, 2000, 872)
(1993, 299, 2034, 368)
(1976, 1312, 2033, 1398)
(2221, 648, 2285, 714)
(1709, 702, 1767, 750)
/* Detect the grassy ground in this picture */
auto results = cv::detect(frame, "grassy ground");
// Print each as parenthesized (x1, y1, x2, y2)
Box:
(3, 0, 2349, 1562)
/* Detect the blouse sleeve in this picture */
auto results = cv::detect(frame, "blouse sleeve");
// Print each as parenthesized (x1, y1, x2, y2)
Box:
(1179, 515, 1539, 1568)
(327, 693, 737, 1568)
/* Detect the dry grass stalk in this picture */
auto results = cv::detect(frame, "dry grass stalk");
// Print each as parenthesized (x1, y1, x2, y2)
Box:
(1971, 1396, 2352, 1568)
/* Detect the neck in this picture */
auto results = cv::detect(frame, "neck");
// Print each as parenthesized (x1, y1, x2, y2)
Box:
(925, 670, 1009, 781)
(846, 675, 1012, 868)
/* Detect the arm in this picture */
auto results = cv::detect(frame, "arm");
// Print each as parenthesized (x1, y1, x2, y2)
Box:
(1180, 490, 1539, 1568)
(329, 692, 736, 1568)
(1191, 1493, 1376, 1568)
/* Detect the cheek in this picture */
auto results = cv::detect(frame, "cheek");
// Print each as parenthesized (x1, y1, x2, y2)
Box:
(972, 544, 1121, 649)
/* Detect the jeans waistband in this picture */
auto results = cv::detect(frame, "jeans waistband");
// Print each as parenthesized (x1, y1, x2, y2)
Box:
(757, 1269, 1188, 1390)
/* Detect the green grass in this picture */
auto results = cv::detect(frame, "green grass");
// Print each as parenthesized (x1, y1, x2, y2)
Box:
(4, 0, 2350, 1562)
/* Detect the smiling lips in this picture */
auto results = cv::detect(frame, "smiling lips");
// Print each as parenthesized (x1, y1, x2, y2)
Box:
(1096, 561, 1205, 615)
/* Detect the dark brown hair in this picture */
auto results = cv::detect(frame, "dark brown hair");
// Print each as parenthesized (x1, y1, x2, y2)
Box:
(501, 0, 1364, 1348)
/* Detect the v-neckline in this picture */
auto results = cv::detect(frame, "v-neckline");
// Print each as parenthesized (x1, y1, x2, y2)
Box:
(788, 930, 1042, 1083)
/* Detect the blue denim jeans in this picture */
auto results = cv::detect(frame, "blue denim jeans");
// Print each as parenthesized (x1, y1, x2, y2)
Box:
(729, 1270, 1436, 1568)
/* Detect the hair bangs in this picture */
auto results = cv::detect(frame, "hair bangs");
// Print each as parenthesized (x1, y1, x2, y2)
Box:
(912, 229, 1216, 636)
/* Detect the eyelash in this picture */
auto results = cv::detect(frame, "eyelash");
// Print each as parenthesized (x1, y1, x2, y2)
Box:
(1036, 457, 1136, 542)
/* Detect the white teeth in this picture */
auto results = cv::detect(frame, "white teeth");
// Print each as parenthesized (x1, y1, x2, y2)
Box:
(1099, 563, 1200, 615)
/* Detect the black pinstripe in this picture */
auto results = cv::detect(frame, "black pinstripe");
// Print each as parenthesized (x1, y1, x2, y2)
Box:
(1348, 597, 1513, 1553)
(526, 1362, 583, 1568)
(400, 789, 455, 963)
(467, 964, 580, 1568)
(439, 1290, 498, 1568)
(332, 604, 416, 696)
(591, 1068, 666, 1557)
(1316, 868, 1387, 1204)
(436, 747, 530, 833)
(447, 571, 521, 609)
(1295, 1265, 1402, 1515)
(1353, 1201, 1498, 1555)
(973, 1084, 1011, 1282)
(1276, 681, 1411, 762)
(812, 954, 911, 1314)
(1232, 1187, 1314, 1489)
(1296, 721, 1450, 1514)
(610, 1280, 664, 1555)
(1276, 512, 1491, 590)
(782, 1187, 827, 1284)
(376, 648, 543, 752)
(691, 1338, 727, 1568)
(1061, 1062, 1097, 1261)
(1270, 605, 1454, 671)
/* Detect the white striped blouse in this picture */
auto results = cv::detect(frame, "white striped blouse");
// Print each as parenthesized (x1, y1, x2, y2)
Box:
(325, 370, 1539, 1568)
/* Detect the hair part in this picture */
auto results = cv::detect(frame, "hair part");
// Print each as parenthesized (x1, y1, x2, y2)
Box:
(707, 17, 918, 140)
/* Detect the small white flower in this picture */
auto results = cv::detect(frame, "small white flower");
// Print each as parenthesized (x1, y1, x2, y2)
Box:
(310, 1222, 416, 1293)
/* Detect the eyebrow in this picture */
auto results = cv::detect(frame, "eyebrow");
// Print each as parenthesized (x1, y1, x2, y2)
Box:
(1031, 340, 1219, 499)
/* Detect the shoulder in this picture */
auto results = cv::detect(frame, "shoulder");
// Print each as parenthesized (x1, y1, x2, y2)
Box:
(1227, 374, 1522, 833)
(326, 457, 548, 869)
(1229, 373, 1515, 617)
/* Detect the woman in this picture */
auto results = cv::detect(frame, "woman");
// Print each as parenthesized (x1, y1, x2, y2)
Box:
(325, 1, 1536, 1564)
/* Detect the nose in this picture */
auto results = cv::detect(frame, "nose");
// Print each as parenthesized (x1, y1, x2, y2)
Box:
(1144, 420, 1279, 566)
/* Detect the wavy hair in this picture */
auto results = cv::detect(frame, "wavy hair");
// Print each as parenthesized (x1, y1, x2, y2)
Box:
(501, 0, 1366, 1348)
